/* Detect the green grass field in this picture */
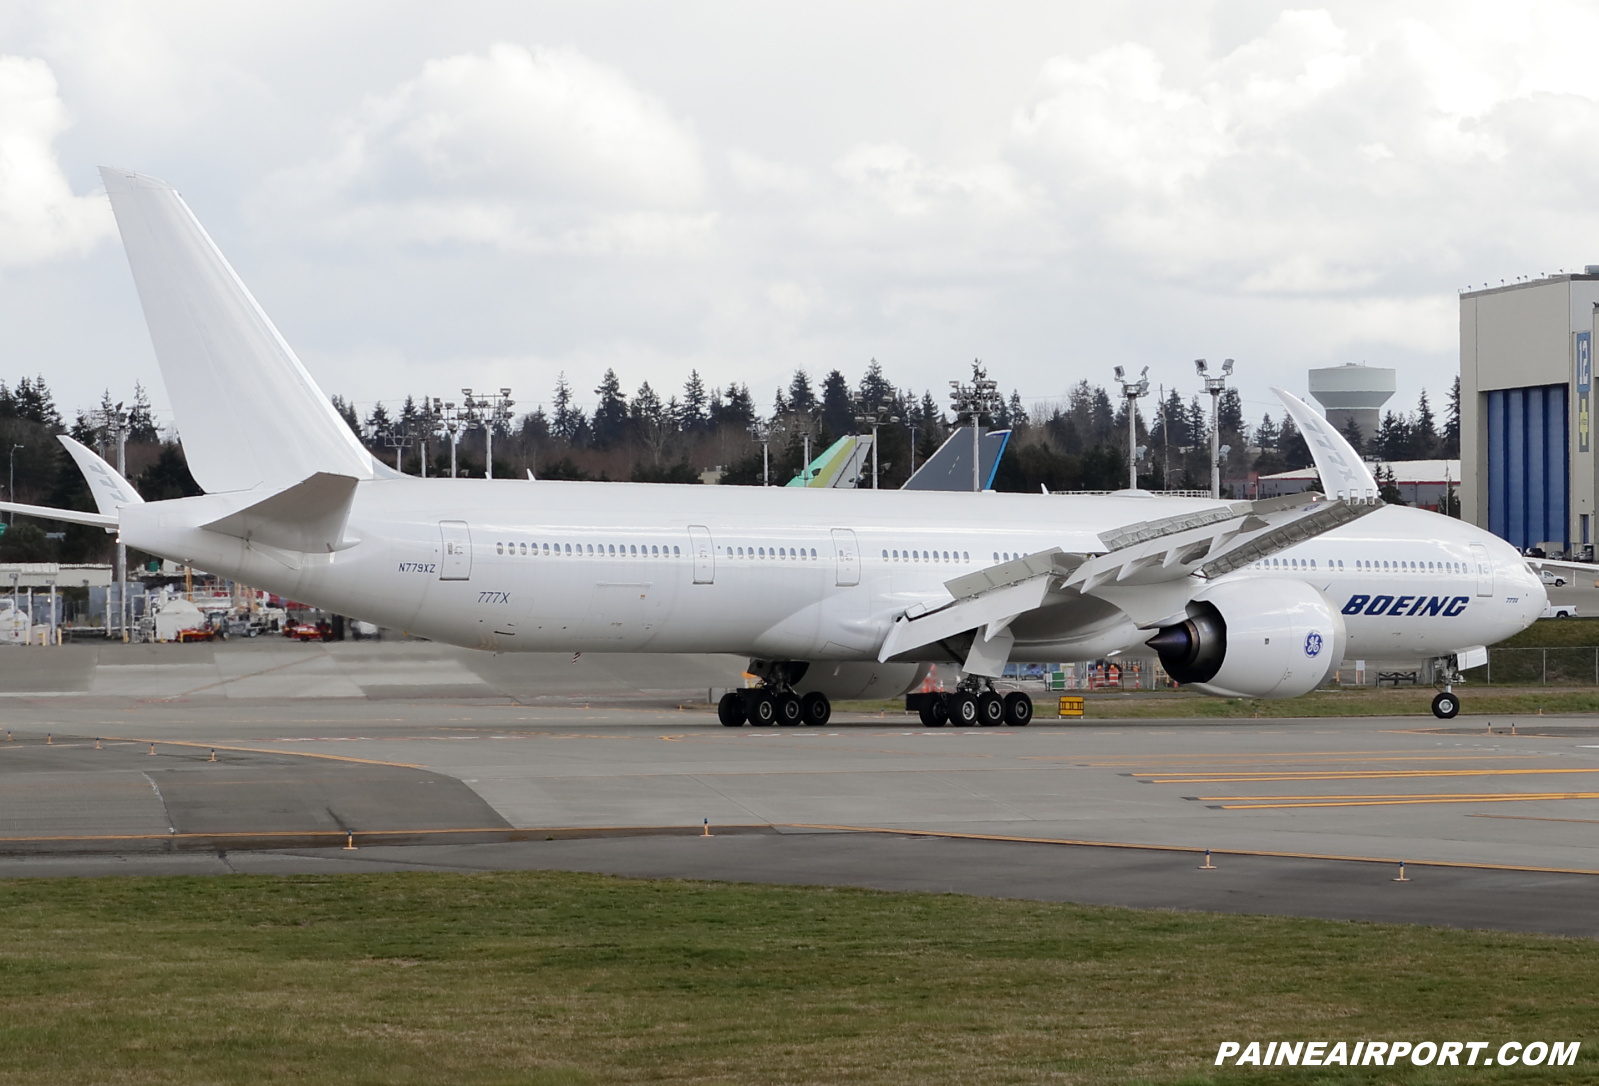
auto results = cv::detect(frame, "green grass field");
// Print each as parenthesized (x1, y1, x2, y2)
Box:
(0, 871, 1594, 1084)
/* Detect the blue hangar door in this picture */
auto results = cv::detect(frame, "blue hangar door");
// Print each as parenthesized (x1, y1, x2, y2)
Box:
(1487, 384, 1568, 551)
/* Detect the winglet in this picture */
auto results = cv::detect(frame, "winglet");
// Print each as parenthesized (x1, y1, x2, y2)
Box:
(58, 435, 144, 515)
(1270, 387, 1379, 501)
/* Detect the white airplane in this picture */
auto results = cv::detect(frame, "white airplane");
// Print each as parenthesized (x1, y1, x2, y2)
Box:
(3, 169, 1546, 724)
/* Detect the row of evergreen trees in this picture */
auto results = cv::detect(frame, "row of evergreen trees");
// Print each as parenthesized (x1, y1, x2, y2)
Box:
(332, 363, 1463, 497)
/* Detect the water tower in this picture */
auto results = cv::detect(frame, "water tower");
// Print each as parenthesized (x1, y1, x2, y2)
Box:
(1307, 364, 1395, 446)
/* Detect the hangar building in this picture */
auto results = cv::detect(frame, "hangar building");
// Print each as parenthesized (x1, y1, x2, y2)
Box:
(1460, 272, 1599, 558)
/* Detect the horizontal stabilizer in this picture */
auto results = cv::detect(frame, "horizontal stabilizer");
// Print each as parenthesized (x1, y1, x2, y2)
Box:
(201, 472, 359, 553)
(58, 435, 143, 515)
(0, 502, 118, 529)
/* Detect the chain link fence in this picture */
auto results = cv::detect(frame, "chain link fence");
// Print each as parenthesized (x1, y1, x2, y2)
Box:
(1463, 647, 1599, 686)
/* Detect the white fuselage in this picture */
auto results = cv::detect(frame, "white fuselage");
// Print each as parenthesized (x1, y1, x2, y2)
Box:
(119, 481, 1543, 664)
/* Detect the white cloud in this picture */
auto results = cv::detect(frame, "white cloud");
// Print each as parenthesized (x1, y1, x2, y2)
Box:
(0, 55, 112, 267)
(274, 42, 707, 253)
(1005, 8, 1599, 297)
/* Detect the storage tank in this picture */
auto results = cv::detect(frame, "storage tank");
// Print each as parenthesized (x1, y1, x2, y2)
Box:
(1307, 364, 1395, 445)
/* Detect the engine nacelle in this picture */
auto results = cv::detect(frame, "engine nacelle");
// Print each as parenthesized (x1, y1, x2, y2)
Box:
(750, 659, 929, 700)
(1145, 578, 1345, 699)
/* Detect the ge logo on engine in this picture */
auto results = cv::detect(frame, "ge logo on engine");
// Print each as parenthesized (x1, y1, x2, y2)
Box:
(1304, 631, 1323, 658)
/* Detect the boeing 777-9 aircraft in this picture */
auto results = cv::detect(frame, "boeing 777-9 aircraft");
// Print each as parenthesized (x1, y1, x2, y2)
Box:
(2, 170, 1546, 724)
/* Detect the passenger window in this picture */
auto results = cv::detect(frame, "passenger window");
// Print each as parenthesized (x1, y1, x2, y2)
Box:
(673, 546, 680, 556)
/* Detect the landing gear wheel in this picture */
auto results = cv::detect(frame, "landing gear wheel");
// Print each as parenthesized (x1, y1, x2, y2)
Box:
(802, 692, 832, 726)
(776, 692, 803, 726)
(918, 698, 948, 727)
(1003, 692, 1033, 726)
(1431, 691, 1460, 720)
(747, 690, 777, 726)
(977, 692, 1005, 726)
(949, 692, 979, 727)
(717, 692, 746, 727)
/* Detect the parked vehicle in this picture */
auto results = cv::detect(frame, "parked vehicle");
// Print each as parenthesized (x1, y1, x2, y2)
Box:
(1542, 602, 1578, 619)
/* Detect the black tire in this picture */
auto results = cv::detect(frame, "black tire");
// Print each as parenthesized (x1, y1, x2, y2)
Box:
(802, 692, 832, 726)
(717, 692, 746, 727)
(919, 699, 948, 727)
(747, 690, 777, 726)
(1003, 692, 1033, 726)
(776, 692, 803, 726)
(949, 692, 979, 727)
(1431, 691, 1460, 720)
(977, 692, 1005, 726)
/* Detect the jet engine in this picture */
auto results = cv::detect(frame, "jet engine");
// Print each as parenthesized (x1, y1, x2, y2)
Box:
(1144, 578, 1345, 699)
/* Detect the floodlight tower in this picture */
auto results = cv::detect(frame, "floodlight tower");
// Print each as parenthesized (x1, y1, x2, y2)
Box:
(949, 362, 1002, 492)
(749, 420, 773, 486)
(853, 405, 900, 490)
(1114, 365, 1150, 491)
(460, 388, 515, 479)
(1194, 358, 1234, 499)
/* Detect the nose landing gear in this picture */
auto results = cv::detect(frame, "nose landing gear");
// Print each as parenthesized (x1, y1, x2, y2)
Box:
(1428, 655, 1463, 719)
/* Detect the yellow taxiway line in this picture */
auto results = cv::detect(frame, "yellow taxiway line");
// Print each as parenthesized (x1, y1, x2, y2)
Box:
(1143, 767, 1599, 784)
(1211, 793, 1599, 809)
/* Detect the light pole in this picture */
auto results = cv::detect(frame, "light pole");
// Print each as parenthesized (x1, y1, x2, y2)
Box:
(8, 444, 22, 527)
(1114, 365, 1150, 491)
(92, 406, 131, 641)
(853, 406, 899, 490)
(1194, 358, 1234, 499)
(949, 363, 1001, 492)
(749, 421, 772, 486)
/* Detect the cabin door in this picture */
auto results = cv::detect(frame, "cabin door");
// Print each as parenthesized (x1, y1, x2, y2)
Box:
(688, 525, 715, 584)
(1470, 542, 1493, 596)
(831, 528, 860, 587)
(439, 521, 472, 580)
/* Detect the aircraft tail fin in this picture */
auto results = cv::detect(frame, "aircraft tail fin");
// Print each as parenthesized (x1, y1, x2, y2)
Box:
(58, 435, 144, 515)
(99, 168, 374, 495)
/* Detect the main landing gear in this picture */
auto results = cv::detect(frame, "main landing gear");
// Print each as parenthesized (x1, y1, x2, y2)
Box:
(912, 682, 1032, 728)
(1428, 655, 1462, 720)
(718, 687, 831, 728)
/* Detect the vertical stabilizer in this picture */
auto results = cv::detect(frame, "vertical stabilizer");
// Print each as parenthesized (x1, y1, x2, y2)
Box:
(99, 168, 374, 494)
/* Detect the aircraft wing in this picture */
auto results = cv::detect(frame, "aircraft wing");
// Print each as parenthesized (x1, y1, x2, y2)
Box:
(883, 390, 1388, 662)
(1524, 557, 1597, 581)
(880, 493, 1382, 661)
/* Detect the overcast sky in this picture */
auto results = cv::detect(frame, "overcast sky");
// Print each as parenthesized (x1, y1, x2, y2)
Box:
(3, 2, 1598, 433)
